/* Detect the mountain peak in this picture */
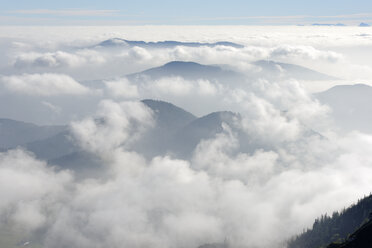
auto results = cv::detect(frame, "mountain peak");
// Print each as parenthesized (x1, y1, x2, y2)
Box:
(141, 99, 195, 117)
(141, 99, 196, 129)
(326, 83, 372, 92)
(254, 60, 336, 80)
(163, 61, 205, 68)
(359, 22, 370, 27)
(127, 60, 237, 81)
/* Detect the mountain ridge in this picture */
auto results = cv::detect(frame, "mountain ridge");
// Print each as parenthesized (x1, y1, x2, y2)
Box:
(316, 83, 372, 133)
(0, 118, 66, 149)
(96, 38, 244, 49)
(288, 194, 372, 248)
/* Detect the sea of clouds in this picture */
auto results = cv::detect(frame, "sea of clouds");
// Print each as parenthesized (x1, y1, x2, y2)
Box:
(0, 26, 372, 248)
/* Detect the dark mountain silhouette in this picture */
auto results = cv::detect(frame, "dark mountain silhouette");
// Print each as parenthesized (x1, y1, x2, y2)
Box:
(316, 84, 372, 133)
(288, 194, 372, 248)
(327, 218, 372, 248)
(97, 38, 244, 49)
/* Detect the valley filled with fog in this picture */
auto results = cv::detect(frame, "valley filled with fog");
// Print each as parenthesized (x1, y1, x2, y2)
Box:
(1, 26, 372, 248)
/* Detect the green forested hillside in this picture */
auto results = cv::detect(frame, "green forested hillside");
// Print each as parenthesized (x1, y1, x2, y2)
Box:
(327, 218, 372, 248)
(288, 194, 372, 248)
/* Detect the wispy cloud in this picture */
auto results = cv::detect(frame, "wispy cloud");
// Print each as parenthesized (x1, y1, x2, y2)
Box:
(175, 13, 372, 25)
(2, 10, 372, 26)
(184, 13, 372, 21)
(8, 9, 120, 17)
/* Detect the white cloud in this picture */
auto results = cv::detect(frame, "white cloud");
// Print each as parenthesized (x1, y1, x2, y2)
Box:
(70, 100, 154, 157)
(1, 98, 372, 248)
(0, 149, 72, 233)
(1, 25, 372, 248)
(141, 77, 220, 98)
(42, 101, 62, 113)
(239, 93, 303, 144)
(269, 45, 343, 62)
(14, 50, 106, 68)
(197, 79, 218, 95)
(0, 73, 91, 96)
(192, 124, 279, 184)
(149, 77, 195, 96)
(104, 78, 139, 99)
(126, 46, 153, 61)
(248, 79, 332, 131)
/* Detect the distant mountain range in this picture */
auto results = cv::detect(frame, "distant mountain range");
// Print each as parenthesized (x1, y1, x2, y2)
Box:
(170, 111, 240, 158)
(127, 60, 336, 82)
(253, 60, 336, 81)
(1, 61, 370, 176)
(359, 23, 370, 27)
(0, 96, 326, 178)
(127, 61, 244, 83)
(312, 23, 346, 26)
(96, 38, 244, 49)
(0, 58, 338, 126)
(3, 77, 371, 176)
(130, 99, 197, 158)
(311, 23, 370, 27)
(0, 100, 236, 174)
(130, 100, 257, 159)
(316, 84, 372, 133)
(0, 118, 65, 149)
(0, 99, 276, 174)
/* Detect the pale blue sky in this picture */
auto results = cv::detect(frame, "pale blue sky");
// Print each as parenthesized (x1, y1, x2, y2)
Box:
(1, 0, 372, 25)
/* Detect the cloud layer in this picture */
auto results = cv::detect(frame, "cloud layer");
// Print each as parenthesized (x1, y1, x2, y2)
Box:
(0, 73, 91, 96)
(1, 98, 372, 248)
(0, 26, 372, 248)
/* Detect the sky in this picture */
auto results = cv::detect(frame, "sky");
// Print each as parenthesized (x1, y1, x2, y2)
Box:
(1, 0, 372, 25)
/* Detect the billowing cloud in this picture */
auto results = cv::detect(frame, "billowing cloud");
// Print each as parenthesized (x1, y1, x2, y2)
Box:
(0, 149, 72, 234)
(269, 45, 343, 62)
(0, 73, 91, 96)
(0, 25, 372, 248)
(149, 77, 195, 96)
(104, 78, 139, 99)
(14, 50, 106, 68)
(142, 77, 219, 97)
(70, 100, 154, 156)
(1, 100, 372, 248)
(127, 46, 153, 61)
(116, 45, 343, 75)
